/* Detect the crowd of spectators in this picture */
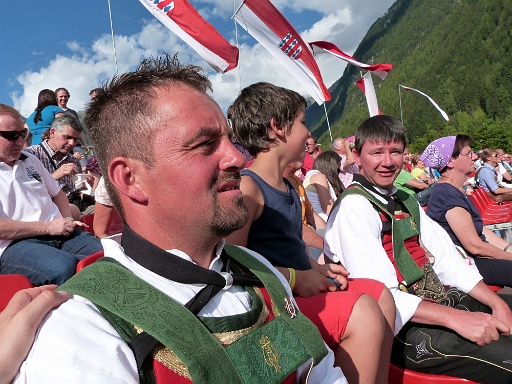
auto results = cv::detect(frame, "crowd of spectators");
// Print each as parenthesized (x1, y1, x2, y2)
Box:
(2, 55, 512, 384)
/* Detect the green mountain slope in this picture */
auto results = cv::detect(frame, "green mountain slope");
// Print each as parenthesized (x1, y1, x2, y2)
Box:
(308, 0, 512, 152)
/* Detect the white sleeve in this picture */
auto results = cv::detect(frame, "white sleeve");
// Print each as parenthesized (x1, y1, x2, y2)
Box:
(15, 297, 138, 384)
(418, 208, 483, 292)
(324, 194, 421, 334)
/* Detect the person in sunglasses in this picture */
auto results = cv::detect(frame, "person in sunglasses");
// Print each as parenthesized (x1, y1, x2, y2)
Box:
(0, 104, 102, 287)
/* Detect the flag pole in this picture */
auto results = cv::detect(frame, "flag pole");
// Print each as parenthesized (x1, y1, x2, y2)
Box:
(107, 0, 119, 75)
(398, 84, 404, 123)
(323, 103, 333, 141)
(233, 0, 242, 93)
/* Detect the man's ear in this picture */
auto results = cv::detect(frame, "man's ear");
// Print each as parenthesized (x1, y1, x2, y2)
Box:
(353, 148, 362, 167)
(49, 127, 56, 137)
(108, 157, 148, 203)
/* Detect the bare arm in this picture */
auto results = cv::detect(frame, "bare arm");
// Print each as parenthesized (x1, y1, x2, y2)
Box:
(405, 178, 429, 190)
(446, 207, 512, 260)
(302, 223, 324, 250)
(0, 189, 78, 239)
(226, 176, 345, 297)
(492, 186, 512, 195)
(310, 173, 335, 216)
(342, 141, 355, 168)
(410, 297, 509, 346)
(467, 280, 512, 330)
(502, 171, 512, 182)
(93, 203, 113, 238)
(312, 210, 326, 230)
(52, 190, 73, 218)
(483, 227, 512, 251)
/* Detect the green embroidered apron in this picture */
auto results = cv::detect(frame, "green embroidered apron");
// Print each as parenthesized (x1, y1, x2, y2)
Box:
(59, 244, 327, 384)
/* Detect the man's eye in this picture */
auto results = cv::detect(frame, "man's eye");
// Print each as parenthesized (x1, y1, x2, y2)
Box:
(197, 139, 218, 149)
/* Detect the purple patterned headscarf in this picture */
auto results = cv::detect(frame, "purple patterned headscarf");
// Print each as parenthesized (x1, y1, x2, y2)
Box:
(420, 136, 456, 170)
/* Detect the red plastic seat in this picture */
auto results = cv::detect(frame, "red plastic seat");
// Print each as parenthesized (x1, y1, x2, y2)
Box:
(469, 189, 512, 225)
(0, 274, 34, 312)
(388, 362, 478, 384)
(76, 251, 104, 272)
(80, 213, 95, 234)
(80, 210, 124, 237)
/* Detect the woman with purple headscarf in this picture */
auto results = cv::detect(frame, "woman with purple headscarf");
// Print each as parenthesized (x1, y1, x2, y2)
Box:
(423, 135, 512, 286)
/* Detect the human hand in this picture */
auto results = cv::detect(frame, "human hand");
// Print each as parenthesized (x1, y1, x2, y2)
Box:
(52, 163, 79, 180)
(293, 264, 350, 298)
(45, 218, 77, 236)
(450, 310, 509, 346)
(86, 174, 95, 187)
(0, 286, 70, 384)
(73, 152, 84, 161)
(492, 302, 512, 332)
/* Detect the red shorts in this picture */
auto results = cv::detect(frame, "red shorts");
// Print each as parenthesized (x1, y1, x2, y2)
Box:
(294, 278, 384, 350)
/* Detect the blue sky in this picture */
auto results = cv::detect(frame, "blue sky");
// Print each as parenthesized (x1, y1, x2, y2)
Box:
(0, 0, 395, 116)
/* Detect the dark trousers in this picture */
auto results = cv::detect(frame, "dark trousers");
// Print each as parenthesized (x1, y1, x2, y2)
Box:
(392, 291, 512, 384)
(474, 257, 512, 287)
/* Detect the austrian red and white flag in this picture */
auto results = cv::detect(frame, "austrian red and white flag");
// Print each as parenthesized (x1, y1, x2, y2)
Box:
(355, 72, 380, 117)
(139, 0, 238, 73)
(400, 85, 450, 121)
(233, 0, 331, 104)
(309, 41, 392, 80)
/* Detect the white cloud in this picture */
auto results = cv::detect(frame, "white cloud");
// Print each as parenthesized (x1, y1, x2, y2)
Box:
(12, 0, 396, 117)
(13, 21, 204, 117)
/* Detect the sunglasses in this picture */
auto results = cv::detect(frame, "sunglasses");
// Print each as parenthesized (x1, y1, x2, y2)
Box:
(0, 128, 28, 141)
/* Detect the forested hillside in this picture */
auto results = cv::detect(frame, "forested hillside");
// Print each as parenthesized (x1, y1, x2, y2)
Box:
(308, 0, 512, 153)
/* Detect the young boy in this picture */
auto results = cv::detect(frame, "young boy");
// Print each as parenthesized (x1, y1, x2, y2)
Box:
(226, 82, 395, 384)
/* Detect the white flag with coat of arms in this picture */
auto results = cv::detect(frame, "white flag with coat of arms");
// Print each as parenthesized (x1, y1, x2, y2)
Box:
(233, 0, 331, 104)
(139, 0, 239, 73)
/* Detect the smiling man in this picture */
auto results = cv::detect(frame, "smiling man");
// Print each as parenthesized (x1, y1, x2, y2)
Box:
(15, 54, 347, 383)
(324, 115, 512, 383)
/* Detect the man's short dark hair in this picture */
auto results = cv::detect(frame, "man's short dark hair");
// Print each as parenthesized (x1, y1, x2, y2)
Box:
(230, 82, 307, 157)
(480, 148, 497, 162)
(84, 53, 212, 219)
(354, 115, 408, 154)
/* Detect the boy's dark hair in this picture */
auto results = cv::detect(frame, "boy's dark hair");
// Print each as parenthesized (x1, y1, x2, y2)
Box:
(354, 115, 408, 154)
(230, 82, 307, 157)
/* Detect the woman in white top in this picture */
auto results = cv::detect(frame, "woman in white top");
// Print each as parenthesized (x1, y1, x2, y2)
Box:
(303, 151, 344, 221)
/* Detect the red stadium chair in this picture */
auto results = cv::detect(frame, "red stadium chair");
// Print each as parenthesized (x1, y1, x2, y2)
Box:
(76, 251, 104, 273)
(80, 210, 124, 237)
(80, 213, 96, 234)
(388, 362, 478, 384)
(469, 189, 512, 225)
(0, 274, 33, 312)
